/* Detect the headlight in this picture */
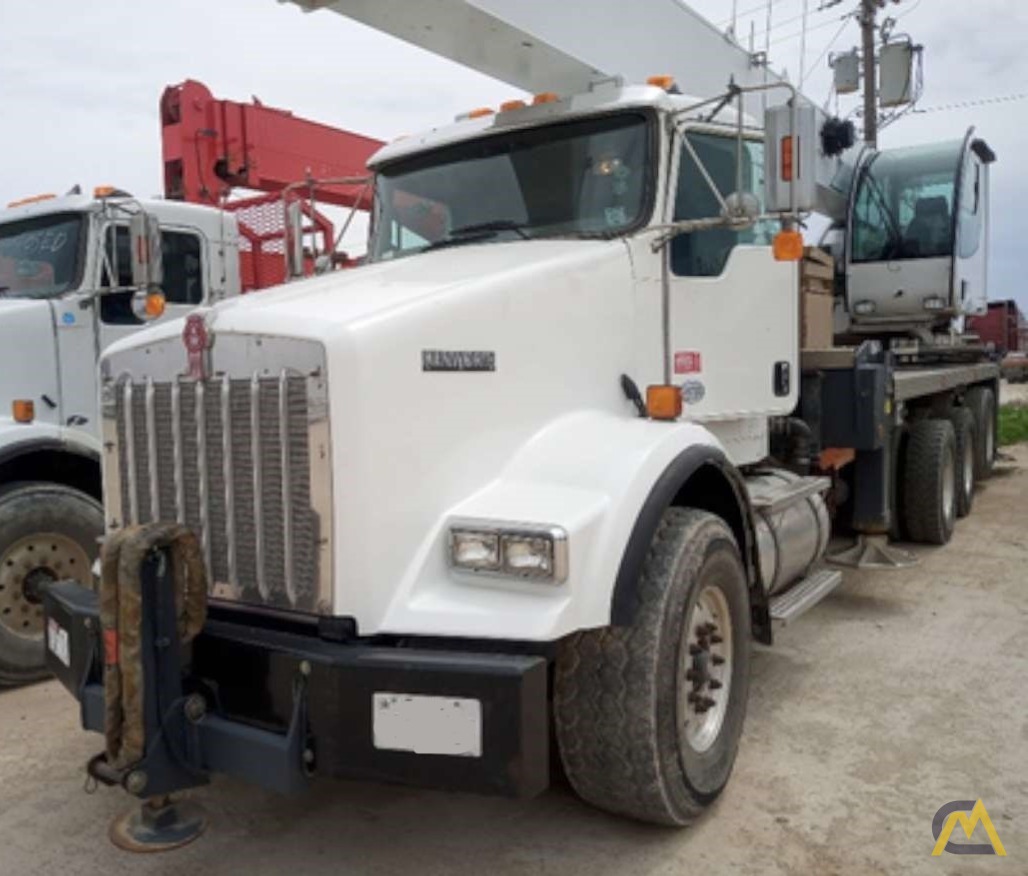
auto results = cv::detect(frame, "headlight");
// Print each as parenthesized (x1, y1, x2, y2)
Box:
(449, 522, 568, 583)
(450, 530, 500, 571)
(923, 296, 947, 311)
(853, 299, 877, 316)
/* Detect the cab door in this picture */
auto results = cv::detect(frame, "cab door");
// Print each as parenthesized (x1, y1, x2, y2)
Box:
(665, 130, 798, 422)
(97, 224, 207, 351)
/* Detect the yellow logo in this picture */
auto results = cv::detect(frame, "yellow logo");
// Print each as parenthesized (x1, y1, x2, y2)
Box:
(932, 799, 1006, 857)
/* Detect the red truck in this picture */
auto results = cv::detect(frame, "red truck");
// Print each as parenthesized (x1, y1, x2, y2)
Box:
(968, 299, 1026, 357)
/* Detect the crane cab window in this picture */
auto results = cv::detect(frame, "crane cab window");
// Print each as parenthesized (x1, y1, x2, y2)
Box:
(671, 133, 773, 277)
(100, 226, 204, 324)
(850, 140, 963, 263)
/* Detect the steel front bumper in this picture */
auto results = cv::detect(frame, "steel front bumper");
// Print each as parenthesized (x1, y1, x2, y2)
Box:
(43, 581, 549, 800)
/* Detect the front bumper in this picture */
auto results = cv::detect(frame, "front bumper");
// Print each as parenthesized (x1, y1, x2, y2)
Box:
(44, 581, 549, 800)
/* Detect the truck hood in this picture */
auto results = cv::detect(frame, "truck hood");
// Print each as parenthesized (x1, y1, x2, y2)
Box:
(105, 239, 626, 352)
(0, 298, 60, 425)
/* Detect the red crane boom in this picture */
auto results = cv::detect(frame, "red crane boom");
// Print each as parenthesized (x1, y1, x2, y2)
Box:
(159, 79, 384, 290)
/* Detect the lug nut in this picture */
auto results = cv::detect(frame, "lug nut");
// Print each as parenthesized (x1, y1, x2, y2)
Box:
(711, 654, 726, 666)
(708, 679, 723, 690)
(183, 693, 207, 723)
(710, 634, 723, 644)
(124, 770, 148, 795)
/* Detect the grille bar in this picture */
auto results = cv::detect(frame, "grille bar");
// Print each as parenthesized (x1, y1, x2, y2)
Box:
(221, 375, 237, 591)
(124, 381, 138, 525)
(145, 378, 160, 524)
(171, 380, 185, 524)
(250, 374, 267, 602)
(195, 380, 212, 582)
(279, 369, 295, 607)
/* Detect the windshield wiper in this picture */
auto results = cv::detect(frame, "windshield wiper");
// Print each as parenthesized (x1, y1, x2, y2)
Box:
(448, 219, 529, 239)
(419, 219, 530, 254)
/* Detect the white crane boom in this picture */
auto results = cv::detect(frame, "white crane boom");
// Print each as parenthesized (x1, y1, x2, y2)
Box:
(286, 0, 779, 110)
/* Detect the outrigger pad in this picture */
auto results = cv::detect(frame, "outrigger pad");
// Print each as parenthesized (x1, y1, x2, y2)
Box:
(827, 535, 918, 570)
(108, 796, 207, 853)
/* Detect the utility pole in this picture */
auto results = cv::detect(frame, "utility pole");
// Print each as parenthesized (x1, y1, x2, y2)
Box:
(860, 0, 880, 146)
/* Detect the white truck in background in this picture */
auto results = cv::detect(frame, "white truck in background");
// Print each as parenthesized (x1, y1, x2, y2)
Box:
(0, 191, 243, 684)
(41, 0, 1001, 843)
(0, 81, 381, 687)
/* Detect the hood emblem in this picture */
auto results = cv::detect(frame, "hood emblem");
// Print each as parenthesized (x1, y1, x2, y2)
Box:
(183, 312, 212, 380)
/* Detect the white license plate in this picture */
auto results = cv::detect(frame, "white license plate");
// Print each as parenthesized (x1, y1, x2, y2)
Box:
(372, 693, 482, 757)
(47, 618, 70, 668)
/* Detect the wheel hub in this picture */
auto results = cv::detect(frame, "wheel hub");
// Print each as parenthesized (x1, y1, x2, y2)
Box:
(0, 533, 91, 639)
(679, 586, 733, 754)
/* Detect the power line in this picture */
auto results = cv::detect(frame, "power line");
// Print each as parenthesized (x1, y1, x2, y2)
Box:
(801, 15, 854, 85)
(770, 13, 849, 47)
(913, 92, 1028, 114)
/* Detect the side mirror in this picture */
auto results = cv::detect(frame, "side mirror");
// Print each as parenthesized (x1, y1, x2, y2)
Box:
(129, 211, 166, 320)
(129, 211, 163, 291)
(284, 200, 304, 280)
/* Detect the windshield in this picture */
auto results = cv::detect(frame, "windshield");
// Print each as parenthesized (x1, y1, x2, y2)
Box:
(369, 112, 653, 262)
(0, 212, 85, 299)
(850, 141, 963, 263)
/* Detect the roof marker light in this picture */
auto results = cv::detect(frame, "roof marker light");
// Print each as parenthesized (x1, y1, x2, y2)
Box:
(499, 99, 527, 112)
(466, 107, 495, 119)
(6, 193, 56, 208)
(647, 75, 676, 90)
(532, 92, 559, 105)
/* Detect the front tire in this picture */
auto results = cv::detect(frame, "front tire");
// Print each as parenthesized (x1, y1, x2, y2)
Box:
(554, 508, 751, 826)
(0, 483, 102, 686)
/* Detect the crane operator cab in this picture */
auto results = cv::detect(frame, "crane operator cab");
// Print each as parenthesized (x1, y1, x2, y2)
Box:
(842, 130, 996, 339)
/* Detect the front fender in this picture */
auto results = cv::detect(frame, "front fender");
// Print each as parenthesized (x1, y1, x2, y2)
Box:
(378, 411, 741, 641)
(0, 417, 101, 467)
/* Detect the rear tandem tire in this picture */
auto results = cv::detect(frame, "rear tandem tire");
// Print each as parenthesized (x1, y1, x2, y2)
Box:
(965, 387, 996, 482)
(0, 483, 103, 687)
(553, 508, 751, 826)
(902, 420, 958, 546)
(948, 407, 976, 519)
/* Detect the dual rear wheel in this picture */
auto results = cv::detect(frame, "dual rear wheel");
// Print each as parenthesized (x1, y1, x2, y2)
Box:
(900, 386, 995, 546)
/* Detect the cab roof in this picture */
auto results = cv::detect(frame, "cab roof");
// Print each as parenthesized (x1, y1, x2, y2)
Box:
(369, 82, 757, 169)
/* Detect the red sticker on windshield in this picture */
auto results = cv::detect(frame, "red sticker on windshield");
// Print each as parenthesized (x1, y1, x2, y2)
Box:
(674, 351, 702, 374)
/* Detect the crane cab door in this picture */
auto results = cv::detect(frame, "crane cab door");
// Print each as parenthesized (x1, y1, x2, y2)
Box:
(665, 131, 798, 425)
(951, 138, 995, 321)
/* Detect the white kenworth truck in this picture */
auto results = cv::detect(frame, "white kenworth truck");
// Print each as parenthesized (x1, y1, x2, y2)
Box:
(0, 191, 244, 685)
(45, 78, 998, 832)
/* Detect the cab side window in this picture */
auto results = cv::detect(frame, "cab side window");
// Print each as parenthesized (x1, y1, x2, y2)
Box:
(100, 227, 204, 324)
(671, 134, 771, 277)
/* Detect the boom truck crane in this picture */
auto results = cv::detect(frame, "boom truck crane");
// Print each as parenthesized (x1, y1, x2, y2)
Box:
(0, 81, 381, 686)
(42, 0, 1000, 847)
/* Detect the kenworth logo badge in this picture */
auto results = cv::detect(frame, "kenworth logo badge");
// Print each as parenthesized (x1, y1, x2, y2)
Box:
(183, 312, 212, 379)
(422, 350, 496, 372)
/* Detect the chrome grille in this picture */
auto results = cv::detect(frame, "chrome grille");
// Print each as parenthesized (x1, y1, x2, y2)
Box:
(113, 372, 320, 612)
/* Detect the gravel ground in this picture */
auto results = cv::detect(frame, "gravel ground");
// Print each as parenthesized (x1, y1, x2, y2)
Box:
(1, 448, 1026, 876)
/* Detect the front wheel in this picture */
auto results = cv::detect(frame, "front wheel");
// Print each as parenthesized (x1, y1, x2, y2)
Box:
(554, 508, 751, 826)
(0, 483, 103, 686)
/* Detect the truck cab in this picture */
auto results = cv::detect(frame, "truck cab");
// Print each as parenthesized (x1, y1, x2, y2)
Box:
(0, 190, 239, 684)
(44, 77, 999, 835)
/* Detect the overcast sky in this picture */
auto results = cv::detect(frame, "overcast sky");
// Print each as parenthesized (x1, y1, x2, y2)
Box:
(1, 0, 1025, 311)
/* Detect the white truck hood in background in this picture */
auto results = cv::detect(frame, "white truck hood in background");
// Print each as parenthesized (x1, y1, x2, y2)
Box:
(0, 299, 60, 426)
